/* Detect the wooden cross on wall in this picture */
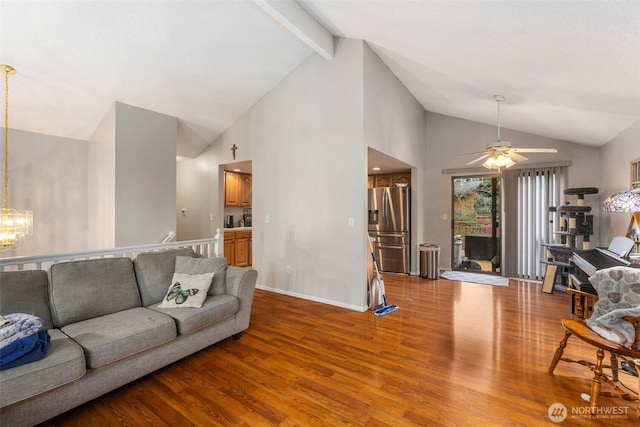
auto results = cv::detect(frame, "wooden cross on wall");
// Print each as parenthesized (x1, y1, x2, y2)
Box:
(231, 144, 237, 160)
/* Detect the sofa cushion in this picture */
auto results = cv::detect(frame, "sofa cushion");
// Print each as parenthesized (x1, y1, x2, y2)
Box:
(0, 270, 54, 330)
(60, 307, 176, 369)
(0, 328, 85, 408)
(148, 294, 239, 335)
(157, 272, 214, 308)
(134, 248, 197, 306)
(174, 256, 227, 295)
(49, 258, 141, 328)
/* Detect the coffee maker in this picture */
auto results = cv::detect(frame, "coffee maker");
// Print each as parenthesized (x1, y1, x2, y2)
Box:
(243, 209, 252, 227)
(225, 215, 234, 228)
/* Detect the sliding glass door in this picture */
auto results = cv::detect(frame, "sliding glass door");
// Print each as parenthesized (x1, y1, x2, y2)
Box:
(452, 176, 501, 274)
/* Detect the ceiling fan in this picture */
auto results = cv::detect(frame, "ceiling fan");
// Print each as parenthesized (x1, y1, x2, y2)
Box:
(465, 95, 557, 170)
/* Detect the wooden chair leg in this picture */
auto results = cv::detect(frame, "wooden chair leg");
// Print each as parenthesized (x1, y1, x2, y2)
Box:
(635, 359, 640, 418)
(549, 330, 572, 374)
(590, 348, 605, 414)
(610, 353, 619, 382)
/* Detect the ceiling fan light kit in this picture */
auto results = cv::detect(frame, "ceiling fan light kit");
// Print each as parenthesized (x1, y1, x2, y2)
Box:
(466, 95, 558, 171)
(483, 154, 515, 170)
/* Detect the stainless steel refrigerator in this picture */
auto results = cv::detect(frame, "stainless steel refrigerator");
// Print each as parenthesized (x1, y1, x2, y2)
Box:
(368, 186, 410, 274)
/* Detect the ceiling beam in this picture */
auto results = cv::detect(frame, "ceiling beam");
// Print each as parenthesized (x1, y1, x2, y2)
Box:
(251, 0, 334, 60)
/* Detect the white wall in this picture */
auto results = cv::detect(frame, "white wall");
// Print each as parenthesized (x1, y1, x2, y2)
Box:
(214, 38, 366, 309)
(599, 119, 640, 243)
(5, 129, 88, 256)
(177, 156, 214, 240)
(114, 103, 177, 246)
(362, 43, 427, 273)
(425, 112, 602, 269)
(88, 105, 116, 249)
(88, 102, 178, 249)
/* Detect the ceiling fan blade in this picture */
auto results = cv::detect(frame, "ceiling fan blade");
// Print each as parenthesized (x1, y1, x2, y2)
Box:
(511, 147, 558, 153)
(509, 152, 528, 162)
(457, 150, 489, 157)
(466, 153, 490, 165)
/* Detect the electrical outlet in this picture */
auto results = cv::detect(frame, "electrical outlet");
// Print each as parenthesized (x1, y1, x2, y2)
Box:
(285, 265, 291, 273)
(265, 215, 270, 224)
(348, 217, 355, 227)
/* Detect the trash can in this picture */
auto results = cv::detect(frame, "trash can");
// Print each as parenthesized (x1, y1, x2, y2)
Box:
(419, 244, 440, 279)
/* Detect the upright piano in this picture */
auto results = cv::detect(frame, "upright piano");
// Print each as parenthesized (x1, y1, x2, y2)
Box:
(570, 246, 640, 316)
(572, 248, 636, 291)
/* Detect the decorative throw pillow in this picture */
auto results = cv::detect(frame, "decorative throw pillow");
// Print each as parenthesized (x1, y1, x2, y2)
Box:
(174, 256, 227, 295)
(157, 272, 214, 309)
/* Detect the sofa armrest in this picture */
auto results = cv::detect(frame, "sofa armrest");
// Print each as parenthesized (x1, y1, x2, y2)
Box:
(225, 266, 258, 333)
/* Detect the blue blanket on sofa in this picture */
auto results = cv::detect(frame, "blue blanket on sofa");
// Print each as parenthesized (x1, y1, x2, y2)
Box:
(0, 330, 51, 370)
(0, 313, 43, 348)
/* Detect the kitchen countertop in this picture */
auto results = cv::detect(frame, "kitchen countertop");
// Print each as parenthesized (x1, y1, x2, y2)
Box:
(223, 227, 252, 232)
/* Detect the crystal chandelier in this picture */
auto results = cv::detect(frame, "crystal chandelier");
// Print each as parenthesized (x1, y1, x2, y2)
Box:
(0, 65, 32, 249)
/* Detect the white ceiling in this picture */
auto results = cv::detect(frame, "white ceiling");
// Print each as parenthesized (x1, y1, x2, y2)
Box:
(1, 1, 639, 156)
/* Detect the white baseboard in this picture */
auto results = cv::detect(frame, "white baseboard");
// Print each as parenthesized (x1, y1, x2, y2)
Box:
(255, 284, 367, 312)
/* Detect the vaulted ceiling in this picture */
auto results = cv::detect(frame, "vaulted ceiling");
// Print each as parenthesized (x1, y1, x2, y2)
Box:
(1, 0, 638, 157)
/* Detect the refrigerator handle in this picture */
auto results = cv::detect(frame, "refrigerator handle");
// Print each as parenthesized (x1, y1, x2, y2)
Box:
(382, 189, 388, 228)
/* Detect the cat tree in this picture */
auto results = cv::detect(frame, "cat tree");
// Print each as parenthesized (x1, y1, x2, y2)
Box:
(542, 187, 598, 293)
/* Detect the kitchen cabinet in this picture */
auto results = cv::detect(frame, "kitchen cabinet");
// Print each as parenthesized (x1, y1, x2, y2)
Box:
(369, 172, 411, 188)
(224, 230, 252, 266)
(238, 174, 252, 207)
(234, 230, 252, 267)
(392, 173, 410, 187)
(373, 174, 393, 187)
(224, 171, 252, 207)
(224, 232, 235, 266)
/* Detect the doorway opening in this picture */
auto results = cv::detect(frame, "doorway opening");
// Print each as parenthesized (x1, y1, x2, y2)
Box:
(220, 160, 252, 267)
(452, 175, 501, 274)
(367, 148, 413, 275)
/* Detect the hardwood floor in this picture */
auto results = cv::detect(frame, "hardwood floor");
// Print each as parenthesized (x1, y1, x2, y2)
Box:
(43, 275, 639, 426)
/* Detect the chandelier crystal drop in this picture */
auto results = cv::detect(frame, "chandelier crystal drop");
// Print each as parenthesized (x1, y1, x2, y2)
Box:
(0, 65, 33, 250)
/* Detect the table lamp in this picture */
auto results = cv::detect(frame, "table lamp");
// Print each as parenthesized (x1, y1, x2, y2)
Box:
(603, 187, 640, 253)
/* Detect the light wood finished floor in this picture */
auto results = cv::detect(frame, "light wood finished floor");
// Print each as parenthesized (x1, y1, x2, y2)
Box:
(42, 275, 639, 426)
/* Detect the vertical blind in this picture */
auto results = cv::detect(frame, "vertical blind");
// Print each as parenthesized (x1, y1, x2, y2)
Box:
(503, 165, 567, 280)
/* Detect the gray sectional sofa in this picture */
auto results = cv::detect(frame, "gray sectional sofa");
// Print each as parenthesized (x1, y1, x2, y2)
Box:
(0, 248, 257, 427)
